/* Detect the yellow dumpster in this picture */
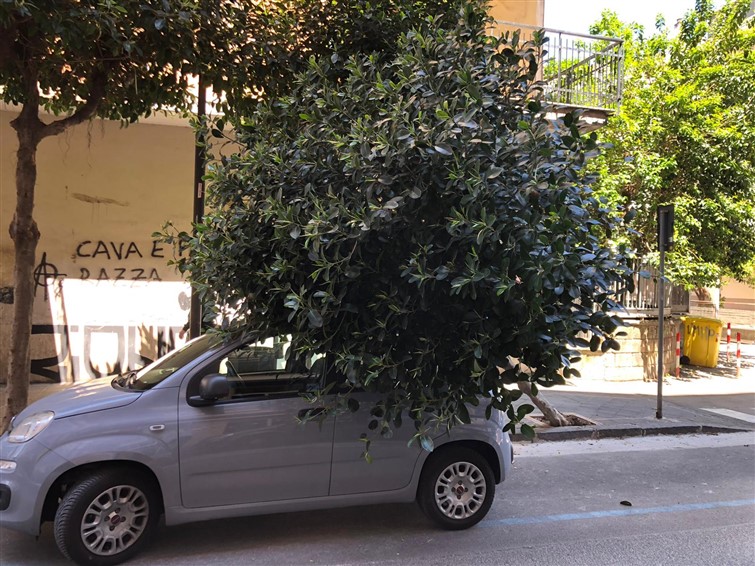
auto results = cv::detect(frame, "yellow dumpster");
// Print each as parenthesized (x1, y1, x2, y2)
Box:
(681, 316, 723, 368)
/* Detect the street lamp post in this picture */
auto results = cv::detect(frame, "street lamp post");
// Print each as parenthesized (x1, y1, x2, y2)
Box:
(656, 204, 674, 419)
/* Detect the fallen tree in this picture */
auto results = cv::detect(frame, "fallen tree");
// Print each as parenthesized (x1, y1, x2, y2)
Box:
(169, 1, 634, 442)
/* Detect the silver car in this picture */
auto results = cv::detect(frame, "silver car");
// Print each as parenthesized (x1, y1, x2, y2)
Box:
(0, 335, 513, 565)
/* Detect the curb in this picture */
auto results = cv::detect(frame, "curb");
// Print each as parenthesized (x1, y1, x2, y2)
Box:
(511, 424, 749, 442)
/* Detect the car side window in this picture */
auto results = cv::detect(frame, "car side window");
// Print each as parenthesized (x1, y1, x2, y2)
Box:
(188, 336, 323, 402)
(223, 337, 287, 375)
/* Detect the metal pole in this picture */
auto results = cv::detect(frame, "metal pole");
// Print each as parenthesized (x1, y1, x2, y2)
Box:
(656, 222, 666, 419)
(189, 76, 206, 339)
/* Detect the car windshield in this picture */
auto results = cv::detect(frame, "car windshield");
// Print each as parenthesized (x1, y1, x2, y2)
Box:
(116, 334, 223, 391)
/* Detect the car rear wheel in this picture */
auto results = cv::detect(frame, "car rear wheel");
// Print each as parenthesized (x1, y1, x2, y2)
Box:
(418, 446, 495, 530)
(54, 469, 159, 566)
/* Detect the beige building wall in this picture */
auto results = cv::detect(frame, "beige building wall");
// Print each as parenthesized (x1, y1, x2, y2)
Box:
(689, 278, 755, 330)
(489, 0, 544, 26)
(719, 279, 755, 322)
(1, 109, 194, 383)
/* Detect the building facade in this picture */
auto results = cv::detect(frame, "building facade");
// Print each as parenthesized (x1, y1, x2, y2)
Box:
(1, 111, 194, 383)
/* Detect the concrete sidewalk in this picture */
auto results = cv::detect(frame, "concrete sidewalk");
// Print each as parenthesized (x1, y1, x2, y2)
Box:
(516, 383, 755, 442)
(3, 344, 754, 443)
(517, 342, 755, 441)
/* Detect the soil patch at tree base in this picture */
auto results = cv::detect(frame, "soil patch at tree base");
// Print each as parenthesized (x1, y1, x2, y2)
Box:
(533, 414, 596, 427)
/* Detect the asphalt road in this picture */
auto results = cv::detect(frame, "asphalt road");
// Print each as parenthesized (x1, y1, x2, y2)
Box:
(1, 433, 753, 566)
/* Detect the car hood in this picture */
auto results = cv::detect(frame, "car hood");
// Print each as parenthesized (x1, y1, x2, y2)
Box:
(16, 378, 142, 421)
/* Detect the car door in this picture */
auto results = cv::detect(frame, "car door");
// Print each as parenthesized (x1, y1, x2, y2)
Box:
(329, 392, 423, 496)
(178, 337, 335, 508)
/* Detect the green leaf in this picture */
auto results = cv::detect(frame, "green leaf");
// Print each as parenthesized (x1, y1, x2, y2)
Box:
(419, 434, 434, 452)
(433, 143, 453, 156)
(520, 423, 535, 439)
(517, 403, 534, 418)
(457, 402, 471, 424)
(307, 310, 323, 328)
(487, 167, 503, 179)
(384, 197, 402, 209)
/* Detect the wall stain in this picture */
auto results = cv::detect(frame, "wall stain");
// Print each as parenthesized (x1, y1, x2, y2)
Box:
(0, 287, 13, 304)
(72, 193, 129, 206)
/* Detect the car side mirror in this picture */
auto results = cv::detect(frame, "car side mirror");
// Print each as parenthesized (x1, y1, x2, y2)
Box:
(188, 374, 230, 407)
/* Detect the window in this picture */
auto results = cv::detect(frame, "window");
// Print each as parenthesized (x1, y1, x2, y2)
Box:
(222, 336, 288, 375)
(189, 336, 323, 402)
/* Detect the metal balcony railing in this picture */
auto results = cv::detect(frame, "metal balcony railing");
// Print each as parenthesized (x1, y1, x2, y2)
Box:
(611, 262, 690, 316)
(494, 21, 625, 116)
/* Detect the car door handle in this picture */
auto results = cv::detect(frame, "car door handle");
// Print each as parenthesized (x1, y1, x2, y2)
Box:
(298, 407, 326, 419)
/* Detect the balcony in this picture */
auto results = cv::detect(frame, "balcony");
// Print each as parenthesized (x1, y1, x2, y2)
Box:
(494, 21, 625, 129)
(612, 263, 690, 317)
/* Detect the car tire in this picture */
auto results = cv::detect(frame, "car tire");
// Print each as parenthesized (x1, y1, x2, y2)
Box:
(54, 468, 160, 566)
(417, 446, 495, 530)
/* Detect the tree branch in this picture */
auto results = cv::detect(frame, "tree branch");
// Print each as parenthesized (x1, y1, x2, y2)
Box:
(9, 59, 43, 141)
(40, 67, 108, 139)
(517, 381, 570, 427)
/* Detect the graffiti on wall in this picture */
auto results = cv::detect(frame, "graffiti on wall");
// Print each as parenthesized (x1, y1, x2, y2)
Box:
(24, 252, 191, 382)
(33, 252, 67, 301)
(75, 239, 169, 281)
(6, 237, 190, 382)
(32, 238, 180, 301)
(30, 323, 181, 382)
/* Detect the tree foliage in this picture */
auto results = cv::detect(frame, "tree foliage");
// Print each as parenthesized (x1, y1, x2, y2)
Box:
(0, 0, 460, 117)
(0, 0, 460, 426)
(169, 3, 635, 442)
(591, 0, 755, 289)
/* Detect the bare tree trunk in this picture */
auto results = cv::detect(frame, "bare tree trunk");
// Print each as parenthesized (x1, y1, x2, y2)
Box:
(4, 105, 43, 430)
(517, 381, 570, 427)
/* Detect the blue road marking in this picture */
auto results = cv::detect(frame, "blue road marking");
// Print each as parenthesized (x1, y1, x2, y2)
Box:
(483, 499, 755, 527)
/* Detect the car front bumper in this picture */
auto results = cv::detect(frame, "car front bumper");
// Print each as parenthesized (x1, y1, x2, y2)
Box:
(0, 432, 71, 536)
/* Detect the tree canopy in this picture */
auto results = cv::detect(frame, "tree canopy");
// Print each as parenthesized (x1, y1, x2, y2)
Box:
(0, 0, 460, 119)
(169, 3, 635, 443)
(590, 0, 755, 289)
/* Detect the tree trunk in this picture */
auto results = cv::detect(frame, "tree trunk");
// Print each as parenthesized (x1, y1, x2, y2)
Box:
(517, 381, 570, 427)
(2, 61, 105, 429)
(4, 107, 43, 430)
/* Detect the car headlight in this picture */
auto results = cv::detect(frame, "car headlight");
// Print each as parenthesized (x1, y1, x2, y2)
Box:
(8, 412, 55, 443)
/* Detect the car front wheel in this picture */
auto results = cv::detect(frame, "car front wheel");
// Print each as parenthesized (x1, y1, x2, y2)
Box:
(418, 446, 495, 530)
(54, 469, 160, 566)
